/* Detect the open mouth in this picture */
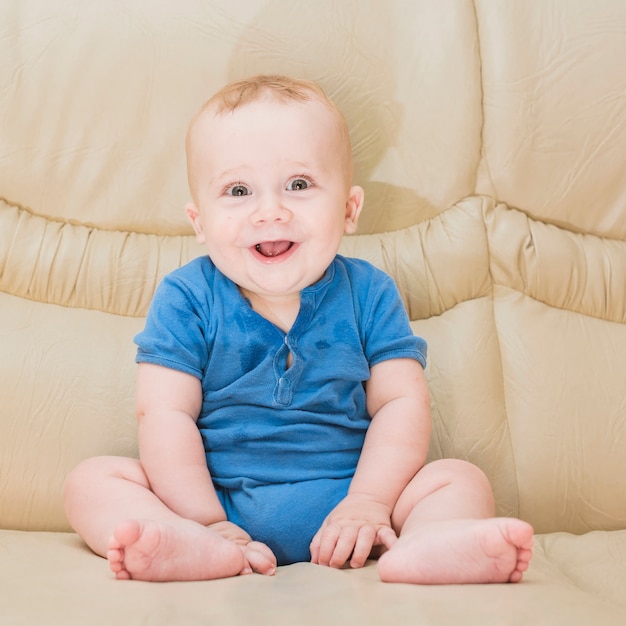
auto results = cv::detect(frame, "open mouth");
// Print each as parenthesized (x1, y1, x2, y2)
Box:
(254, 240, 295, 258)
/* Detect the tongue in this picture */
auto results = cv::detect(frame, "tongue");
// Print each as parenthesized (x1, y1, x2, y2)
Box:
(257, 241, 292, 257)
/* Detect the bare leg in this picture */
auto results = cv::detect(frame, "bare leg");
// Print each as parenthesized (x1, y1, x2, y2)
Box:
(377, 459, 534, 584)
(63, 456, 245, 581)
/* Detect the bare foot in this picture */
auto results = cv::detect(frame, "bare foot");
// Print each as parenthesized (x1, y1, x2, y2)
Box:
(107, 519, 246, 581)
(377, 517, 533, 584)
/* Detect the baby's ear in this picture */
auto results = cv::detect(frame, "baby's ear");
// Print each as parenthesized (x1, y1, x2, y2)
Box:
(344, 185, 364, 235)
(186, 203, 206, 243)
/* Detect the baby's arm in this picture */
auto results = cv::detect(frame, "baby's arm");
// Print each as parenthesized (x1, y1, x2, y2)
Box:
(136, 363, 276, 574)
(136, 362, 226, 525)
(310, 358, 431, 568)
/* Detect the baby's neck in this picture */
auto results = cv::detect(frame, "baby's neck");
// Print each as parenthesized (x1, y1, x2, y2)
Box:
(241, 290, 300, 333)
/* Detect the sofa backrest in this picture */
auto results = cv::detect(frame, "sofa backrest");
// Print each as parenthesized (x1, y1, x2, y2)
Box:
(1, 1, 625, 534)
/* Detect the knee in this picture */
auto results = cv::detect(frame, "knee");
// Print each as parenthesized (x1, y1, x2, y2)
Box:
(63, 455, 143, 502)
(64, 456, 106, 501)
(425, 458, 493, 494)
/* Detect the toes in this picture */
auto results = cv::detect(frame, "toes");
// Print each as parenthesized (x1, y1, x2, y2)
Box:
(241, 541, 277, 576)
(112, 520, 143, 547)
(107, 547, 123, 570)
(107, 547, 132, 579)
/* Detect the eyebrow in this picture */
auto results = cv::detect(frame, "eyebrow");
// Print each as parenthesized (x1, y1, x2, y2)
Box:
(210, 160, 317, 184)
(207, 167, 249, 188)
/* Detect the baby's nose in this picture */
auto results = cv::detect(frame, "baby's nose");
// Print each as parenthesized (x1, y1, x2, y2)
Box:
(252, 195, 291, 223)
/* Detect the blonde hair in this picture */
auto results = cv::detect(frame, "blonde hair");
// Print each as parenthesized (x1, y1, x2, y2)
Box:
(205, 74, 334, 115)
(186, 74, 354, 191)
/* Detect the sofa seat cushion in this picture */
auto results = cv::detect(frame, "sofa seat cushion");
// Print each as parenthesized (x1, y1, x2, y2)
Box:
(2, 529, 626, 625)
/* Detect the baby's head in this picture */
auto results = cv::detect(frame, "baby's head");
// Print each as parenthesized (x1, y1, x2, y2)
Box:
(186, 75, 355, 203)
(184, 75, 364, 301)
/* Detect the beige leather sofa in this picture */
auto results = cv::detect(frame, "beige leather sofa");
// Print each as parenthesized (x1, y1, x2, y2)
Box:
(2, 1, 625, 624)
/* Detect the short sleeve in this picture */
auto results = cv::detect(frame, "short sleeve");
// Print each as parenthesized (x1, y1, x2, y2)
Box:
(134, 273, 209, 379)
(361, 271, 427, 369)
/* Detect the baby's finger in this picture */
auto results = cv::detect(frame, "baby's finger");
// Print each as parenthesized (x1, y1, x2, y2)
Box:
(309, 530, 321, 564)
(376, 526, 398, 550)
(349, 526, 377, 569)
(313, 524, 341, 566)
(328, 526, 360, 569)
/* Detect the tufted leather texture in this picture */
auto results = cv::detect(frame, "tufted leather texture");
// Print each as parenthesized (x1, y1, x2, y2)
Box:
(1, 1, 625, 623)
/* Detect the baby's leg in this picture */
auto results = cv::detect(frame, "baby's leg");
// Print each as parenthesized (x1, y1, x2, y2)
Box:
(63, 456, 244, 581)
(377, 459, 533, 585)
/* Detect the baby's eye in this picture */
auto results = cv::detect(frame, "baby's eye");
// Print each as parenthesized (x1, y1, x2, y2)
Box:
(287, 178, 310, 191)
(227, 184, 251, 197)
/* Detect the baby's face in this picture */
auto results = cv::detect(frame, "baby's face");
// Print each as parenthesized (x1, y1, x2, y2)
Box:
(186, 97, 363, 302)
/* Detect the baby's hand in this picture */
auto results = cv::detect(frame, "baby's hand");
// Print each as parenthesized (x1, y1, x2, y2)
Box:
(310, 494, 398, 569)
(208, 520, 276, 576)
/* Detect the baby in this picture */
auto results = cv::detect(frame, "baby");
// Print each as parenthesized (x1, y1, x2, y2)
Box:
(64, 74, 533, 584)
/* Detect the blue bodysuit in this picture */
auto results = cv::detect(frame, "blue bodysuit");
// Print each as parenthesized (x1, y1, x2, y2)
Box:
(135, 254, 427, 564)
